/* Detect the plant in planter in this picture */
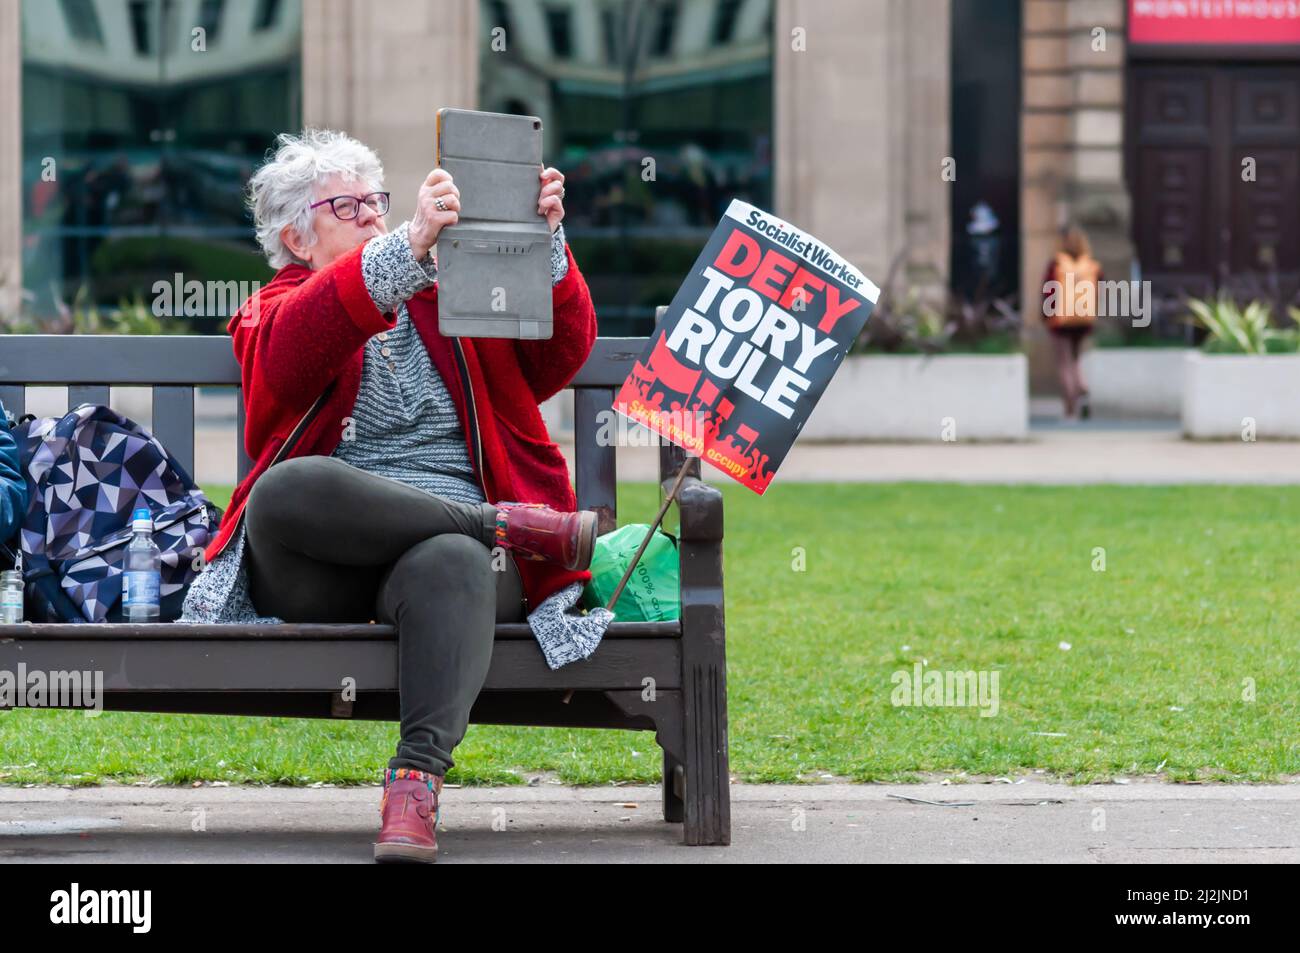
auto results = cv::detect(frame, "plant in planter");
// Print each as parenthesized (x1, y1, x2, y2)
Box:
(1186, 295, 1300, 355)
(1289, 306, 1300, 338)
(1181, 295, 1300, 439)
(860, 284, 951, 353)
(853, 250, 1020, 355)
(0, 279, 186, 336)
(947, 293, 1021, 354)
(799, 252, 1028, 441)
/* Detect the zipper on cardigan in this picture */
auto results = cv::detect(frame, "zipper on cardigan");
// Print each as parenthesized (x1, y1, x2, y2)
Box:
(452, 338, 490, 500)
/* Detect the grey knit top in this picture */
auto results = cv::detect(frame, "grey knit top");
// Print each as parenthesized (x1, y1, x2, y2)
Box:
(179, 220, 614, 669)
(329, 219, 494, 505)
(334, 219, 572, 503)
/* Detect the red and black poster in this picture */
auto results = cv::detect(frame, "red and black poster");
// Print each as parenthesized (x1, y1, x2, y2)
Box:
(614, 200, 879, 494)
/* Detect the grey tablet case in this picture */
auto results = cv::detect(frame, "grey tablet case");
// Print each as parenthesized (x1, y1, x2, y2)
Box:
(435, 108, 553, 339)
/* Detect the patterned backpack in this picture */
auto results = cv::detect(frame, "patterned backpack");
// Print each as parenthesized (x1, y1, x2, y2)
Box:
(10, 404, 222, 623)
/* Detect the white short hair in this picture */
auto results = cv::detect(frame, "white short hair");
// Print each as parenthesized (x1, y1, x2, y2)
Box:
(247, 129, 385, 268)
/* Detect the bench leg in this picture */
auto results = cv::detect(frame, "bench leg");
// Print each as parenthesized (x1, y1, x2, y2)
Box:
(663, 749, 684, 823)
(681, 660, 730, 846)
(605, 682, 727, 844)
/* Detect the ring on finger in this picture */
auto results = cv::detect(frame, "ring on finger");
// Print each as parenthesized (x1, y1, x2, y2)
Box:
(435, 197, 448, 211)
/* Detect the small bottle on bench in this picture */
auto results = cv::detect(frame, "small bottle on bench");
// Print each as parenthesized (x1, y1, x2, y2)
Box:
(0, 567, 22, 624)
(123, 508, 161, 623)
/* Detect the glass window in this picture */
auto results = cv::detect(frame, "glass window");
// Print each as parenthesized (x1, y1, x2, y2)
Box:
(198, 0, 226, 45)
(544, 6, 572, 58)
(253, 0, 281, 31)
(600, 6, 620, 64)
(650, 1, 677, 58)
(478, 0, 773, 335)
(128, 0, 152, 54)
(488, 0, 512, 35)
(58, 0, 104, 45)
(712, 0, 741, 46)
(20, 0, 302, 327)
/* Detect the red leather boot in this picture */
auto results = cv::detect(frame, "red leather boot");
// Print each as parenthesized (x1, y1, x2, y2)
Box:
(374, 768, 444, 863)
(494, 501, 598, 571)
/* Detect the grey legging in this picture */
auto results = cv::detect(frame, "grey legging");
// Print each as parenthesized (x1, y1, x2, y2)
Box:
(242, 455, 526, 775)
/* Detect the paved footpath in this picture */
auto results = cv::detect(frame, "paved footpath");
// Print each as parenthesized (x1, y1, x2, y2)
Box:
(1, 781, 1296, 863)
(598, 427, 1300, 485)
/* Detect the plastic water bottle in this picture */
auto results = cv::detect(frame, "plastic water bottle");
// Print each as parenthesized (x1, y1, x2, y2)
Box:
(0, 568, 22, 624)
(123, 507, 161, 622)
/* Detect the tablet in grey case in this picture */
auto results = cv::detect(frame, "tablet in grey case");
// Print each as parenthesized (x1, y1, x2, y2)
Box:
(435, 108, 553, 339)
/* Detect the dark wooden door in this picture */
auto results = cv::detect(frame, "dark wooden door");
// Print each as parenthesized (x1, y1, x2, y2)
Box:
(1129, 63, 1300, 300)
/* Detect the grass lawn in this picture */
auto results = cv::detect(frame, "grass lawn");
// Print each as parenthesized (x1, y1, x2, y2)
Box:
(2, 483, 1297, 786)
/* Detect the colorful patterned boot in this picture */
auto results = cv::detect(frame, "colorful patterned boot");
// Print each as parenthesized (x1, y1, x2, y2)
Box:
(493, 501, 598, 571)
(374, 767, 444, 863)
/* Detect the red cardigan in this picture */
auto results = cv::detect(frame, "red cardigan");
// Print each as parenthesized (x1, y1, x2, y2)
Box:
(204, 240, 599, 610)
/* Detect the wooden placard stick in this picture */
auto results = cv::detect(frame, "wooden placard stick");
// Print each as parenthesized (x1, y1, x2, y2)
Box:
(603, 453, 694, 612)
(560, 454, 695, 705)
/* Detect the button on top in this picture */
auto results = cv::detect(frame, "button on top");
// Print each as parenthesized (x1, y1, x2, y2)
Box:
(377, 331, 389, 341)
(380, 346, 392, 358)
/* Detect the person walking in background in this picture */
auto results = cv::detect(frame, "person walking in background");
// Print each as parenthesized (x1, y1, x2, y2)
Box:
(1041, 225, 1102, 420)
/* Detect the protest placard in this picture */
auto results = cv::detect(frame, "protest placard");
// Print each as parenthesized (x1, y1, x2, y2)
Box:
(582, 200, 880, 627)
(613, 199, 879, 493)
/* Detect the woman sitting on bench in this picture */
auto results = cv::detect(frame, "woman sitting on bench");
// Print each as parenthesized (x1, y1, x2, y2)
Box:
(180, 128, 604, 863)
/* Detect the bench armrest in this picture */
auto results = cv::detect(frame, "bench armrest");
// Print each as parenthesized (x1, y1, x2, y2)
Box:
(659, 474, 724, 543)
(661, 471, 724, 648)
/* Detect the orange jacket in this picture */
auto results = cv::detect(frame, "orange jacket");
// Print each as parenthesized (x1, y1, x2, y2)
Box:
(1042, 254, 1103, 329)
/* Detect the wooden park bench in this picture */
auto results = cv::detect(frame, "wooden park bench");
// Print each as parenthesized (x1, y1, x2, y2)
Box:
(0, 334, 729, 845)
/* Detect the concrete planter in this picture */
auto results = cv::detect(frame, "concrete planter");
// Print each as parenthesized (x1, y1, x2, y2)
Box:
(1182, 352, 1300, 439)
(1081, 347, 1189, 419)
(800, 353, 1028, 441)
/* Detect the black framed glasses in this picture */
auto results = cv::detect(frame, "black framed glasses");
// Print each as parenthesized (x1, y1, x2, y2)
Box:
(309, 191, 391, 220)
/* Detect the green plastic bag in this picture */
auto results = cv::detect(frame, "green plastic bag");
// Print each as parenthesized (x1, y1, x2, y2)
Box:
(582, 523, 680, 622)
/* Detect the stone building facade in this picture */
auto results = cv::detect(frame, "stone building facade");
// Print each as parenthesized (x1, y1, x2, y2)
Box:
(4, 0, 1296, 391)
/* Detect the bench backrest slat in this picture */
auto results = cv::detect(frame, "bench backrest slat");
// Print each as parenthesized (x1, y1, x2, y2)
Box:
(152, 386, 196, 478)
(568, 338, 648, 388)
(68, 385, 110, 410)
(0, 335, 242, 384)
(568, 335, 658, 529)
(236, 398, 252, 485)
(0, 385, 23, 419)
(2, 335, 649, 386)
(573, 387, 617, 533)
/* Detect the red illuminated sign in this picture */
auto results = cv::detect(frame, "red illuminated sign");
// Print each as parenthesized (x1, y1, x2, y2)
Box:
(1129, 0, 1300, 44)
